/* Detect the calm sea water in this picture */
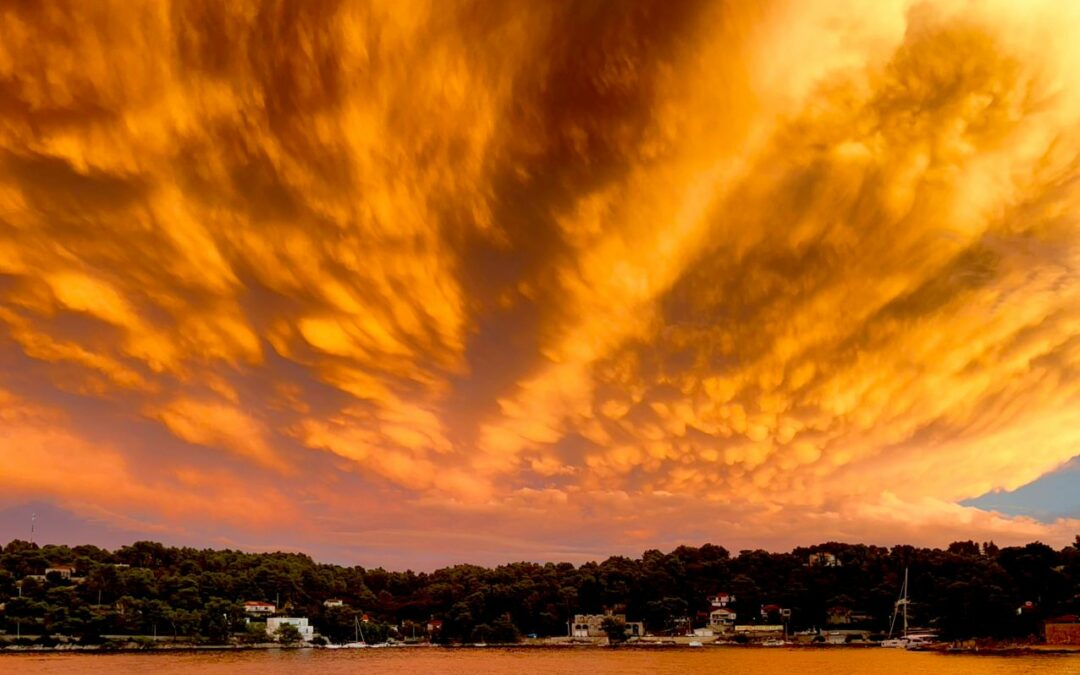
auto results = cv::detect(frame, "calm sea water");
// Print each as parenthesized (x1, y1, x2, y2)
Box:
(1, 648, 1078, 675)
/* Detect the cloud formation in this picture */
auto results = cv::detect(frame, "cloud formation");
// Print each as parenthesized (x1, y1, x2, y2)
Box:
(1, 0, 1078, 566)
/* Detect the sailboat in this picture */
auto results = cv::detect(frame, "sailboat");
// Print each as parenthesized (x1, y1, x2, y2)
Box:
(328, 617, 370, 649)
(881, 567, 910, 648)
(880, 568, 932, 649)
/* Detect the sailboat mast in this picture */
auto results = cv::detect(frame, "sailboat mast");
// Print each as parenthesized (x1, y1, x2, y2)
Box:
(902, 568, 909, 637)
(887, 566, 909, 639)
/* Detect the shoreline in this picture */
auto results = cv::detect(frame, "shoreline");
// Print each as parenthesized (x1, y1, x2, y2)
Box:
(2, 641, 1079, 656)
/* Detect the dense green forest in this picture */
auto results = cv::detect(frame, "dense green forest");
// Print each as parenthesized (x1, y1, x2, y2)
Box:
(1, 538, 1078, 644)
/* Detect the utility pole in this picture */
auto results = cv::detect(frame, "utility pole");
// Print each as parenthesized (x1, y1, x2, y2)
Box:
(30, 512, 35, 544)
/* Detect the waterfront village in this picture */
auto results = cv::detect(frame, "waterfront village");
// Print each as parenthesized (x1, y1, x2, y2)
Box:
(3, 544, 1079, 652)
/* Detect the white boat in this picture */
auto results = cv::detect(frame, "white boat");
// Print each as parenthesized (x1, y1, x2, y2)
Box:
(688, 640, 703, 647)
(762, 639, 786, 647)
(903, 634, 935, 651)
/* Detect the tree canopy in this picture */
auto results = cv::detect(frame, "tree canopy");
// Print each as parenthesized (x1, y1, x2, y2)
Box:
(1, 538, 1078, 643)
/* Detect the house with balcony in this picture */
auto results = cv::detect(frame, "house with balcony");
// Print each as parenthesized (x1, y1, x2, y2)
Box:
(709, 607, 737, 633)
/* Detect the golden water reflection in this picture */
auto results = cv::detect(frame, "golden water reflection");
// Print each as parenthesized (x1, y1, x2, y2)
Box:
(2, 649, 1079, 675)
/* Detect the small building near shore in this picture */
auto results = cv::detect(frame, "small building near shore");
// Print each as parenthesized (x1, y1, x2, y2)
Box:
(734, 625, 784, 637)
(572, 612, 645, 638)
(827, 606, 852, 625)
(709, 607, 737, 632)
(1046, 617, 1080, 645)
(266, 616, 314, 642)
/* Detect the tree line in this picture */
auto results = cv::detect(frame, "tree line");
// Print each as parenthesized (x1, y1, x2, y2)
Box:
(1, 537, 1078, 644)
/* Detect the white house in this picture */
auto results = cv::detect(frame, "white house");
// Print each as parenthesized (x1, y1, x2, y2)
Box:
(244, 601, 276, 616)
(709, 607, 737, 632)
(45, 566, 77, 579)
(266, 617, 314, 642)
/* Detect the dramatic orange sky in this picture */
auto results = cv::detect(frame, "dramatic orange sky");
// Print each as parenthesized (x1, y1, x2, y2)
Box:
(1, 0, 1078, 568)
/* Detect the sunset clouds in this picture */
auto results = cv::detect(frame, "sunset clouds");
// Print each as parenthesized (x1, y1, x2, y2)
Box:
(1, 0, 1078, 566)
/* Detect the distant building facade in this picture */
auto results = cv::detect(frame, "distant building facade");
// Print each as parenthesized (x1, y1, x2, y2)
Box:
(708, 593, 735, 608)
(1046, 618, 1080, 645)
(572, 612, 645, 638)
(827, 606, 852, 625)
(709, 607, 737, 632)
(809, 552, 840, 567)
(266, 617, 314, 642)
(45, 565, 77, 579)
(244, 601, 276, 616)
(734, 625, 784, 635)
(323, 599, 344, 608)
(760, 604, 790, 622)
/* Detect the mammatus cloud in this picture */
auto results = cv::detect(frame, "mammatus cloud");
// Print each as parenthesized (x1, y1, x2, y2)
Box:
(0, 0, 1078, 566)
